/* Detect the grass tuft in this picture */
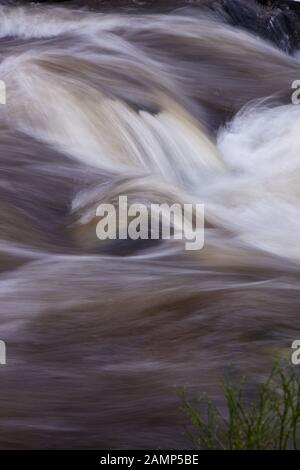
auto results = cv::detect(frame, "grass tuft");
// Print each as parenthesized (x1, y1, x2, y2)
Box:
(180, 363, 300, 450)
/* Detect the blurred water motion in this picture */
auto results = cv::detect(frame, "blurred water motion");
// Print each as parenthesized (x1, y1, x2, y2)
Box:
(0, 1, 299, 449)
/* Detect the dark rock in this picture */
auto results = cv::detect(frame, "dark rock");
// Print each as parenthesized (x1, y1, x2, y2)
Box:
(213, 0, 300, 54)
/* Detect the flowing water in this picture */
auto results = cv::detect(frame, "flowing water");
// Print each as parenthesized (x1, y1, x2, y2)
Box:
(0, 0, 300, 449)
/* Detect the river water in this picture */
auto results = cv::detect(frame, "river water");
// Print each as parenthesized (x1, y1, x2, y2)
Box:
(0, 0, 299, 449)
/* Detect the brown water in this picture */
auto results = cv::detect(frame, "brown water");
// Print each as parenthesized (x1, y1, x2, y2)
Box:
(0, 2, 299, 449)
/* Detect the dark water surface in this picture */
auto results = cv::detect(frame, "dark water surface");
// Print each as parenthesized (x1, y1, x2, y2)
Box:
(0, 0, 299, 449)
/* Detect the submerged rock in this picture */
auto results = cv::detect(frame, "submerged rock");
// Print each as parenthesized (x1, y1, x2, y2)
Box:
(215, 0, 300, 54)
